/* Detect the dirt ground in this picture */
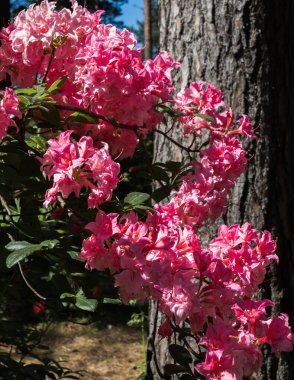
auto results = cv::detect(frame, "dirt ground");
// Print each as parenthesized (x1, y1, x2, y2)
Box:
(37, 322, 146, 380)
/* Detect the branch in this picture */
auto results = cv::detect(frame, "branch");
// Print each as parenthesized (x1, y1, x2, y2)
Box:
(42, 47, 55, 84)
(18, 263, 47, 301)
(154, 128, 199, 154)
(55, 104, 114, 125)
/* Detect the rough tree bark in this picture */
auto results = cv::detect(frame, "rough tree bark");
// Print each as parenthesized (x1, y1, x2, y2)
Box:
(144, 0, 152, 60)
(148, 1, 294, 379)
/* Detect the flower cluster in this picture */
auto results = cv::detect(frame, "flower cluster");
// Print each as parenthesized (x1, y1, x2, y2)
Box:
(0, 88, 22, 141)
(0, 0, 100, 86)
(0, 0, 179, 158)
(175, 81, 254, 138)
(40, 130, 120, 208)
(80, 208, 293, 379)
(154, 136, 247, 227)
(196, 311, 293, 379)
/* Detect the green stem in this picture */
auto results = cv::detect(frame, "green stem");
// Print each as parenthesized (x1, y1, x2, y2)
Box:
(42, 47, 55, 84)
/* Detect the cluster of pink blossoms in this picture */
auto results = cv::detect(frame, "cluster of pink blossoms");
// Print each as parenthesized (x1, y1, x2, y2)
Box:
(149, 81, 253, 227)
(0, 0, 179, 158)
(0, 88, 21, 141)
(40, 130, 120, 208)
(175, 81, 253, 138)
(76, 79, 293, 378)
(81, 210, 293, 379)
(158, 136, 247, 227)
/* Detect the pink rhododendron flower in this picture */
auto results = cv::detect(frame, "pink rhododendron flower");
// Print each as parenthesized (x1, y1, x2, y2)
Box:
(158, 317, 173, 338)
(196, 350, 235, 380)
(209, 224, 278, 296)
(232, 299, 274, 335)
(259, 314, 294, 352)
(228, 114, 255, 138)
(175, 81, 225, 134)
(175, 81, 255, 139)
(40, 130, 120, 208)
(83, 122, 139, 160)
(0, 88, 22, 141)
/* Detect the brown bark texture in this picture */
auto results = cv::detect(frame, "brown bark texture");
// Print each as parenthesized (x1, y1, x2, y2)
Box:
(148, 1, 294, 379)
(144, 0, 152, 60)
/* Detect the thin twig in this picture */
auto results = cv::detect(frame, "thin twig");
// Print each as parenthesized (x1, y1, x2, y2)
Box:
(0, 194, 11, 215)
(55, 104, 112, 125)
(18, 263, 46, 301)
(42, 47, 55, 84)
(154, 128, 199, 154)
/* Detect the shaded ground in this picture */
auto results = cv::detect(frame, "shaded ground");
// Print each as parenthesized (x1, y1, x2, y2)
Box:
(1, 320, 146, 380)
(37, 322, 146, 380)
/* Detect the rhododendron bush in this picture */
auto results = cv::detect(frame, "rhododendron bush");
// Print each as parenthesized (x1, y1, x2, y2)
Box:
(0, 1, 293, 379)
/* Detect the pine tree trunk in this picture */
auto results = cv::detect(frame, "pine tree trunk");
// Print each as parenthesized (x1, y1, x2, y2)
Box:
(148, 1, 294, 379)
(144, 0, 152, 60)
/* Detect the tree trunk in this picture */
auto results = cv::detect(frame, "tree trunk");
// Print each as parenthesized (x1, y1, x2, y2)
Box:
(144, 0, 152, 60)
(0, 0, 10, 30)
(148, 1, 294, 379)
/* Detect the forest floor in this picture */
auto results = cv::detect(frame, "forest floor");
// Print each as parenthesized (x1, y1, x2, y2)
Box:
(2, 319, 146, 380)
(35, 322, 146, 380)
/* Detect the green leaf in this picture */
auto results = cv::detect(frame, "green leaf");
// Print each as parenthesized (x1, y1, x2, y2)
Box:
(157, 104, 184, 117)
(26, 135, 48, 152)
(193, 113, 214, 123)
(40, 239, 59, 249)
(103, 297, 122, 305)
(5, 239, 59, 268)
(169, 344, 193, 368)
(47, 75, 67, 93)
(134, 205, 153, 212)
(31, 84, 47, 101)
(5, 241, 33, 251)
(75, 290, 98, 312)
(67, 251, 80, 260)
(15, 88, 37, 96)
(60, 293, 76, 299)
(151, 164, 170, 184)
(152, 186, 171, 202)
(164, 364, 188, 376)
(18, 95, 31, 108)
(67, 111, 99, 124)
(163, 161, 183, 175)
(38, 104, 61, 125)
(6, 243, 41, 268)
(124, 192, 150, 206)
